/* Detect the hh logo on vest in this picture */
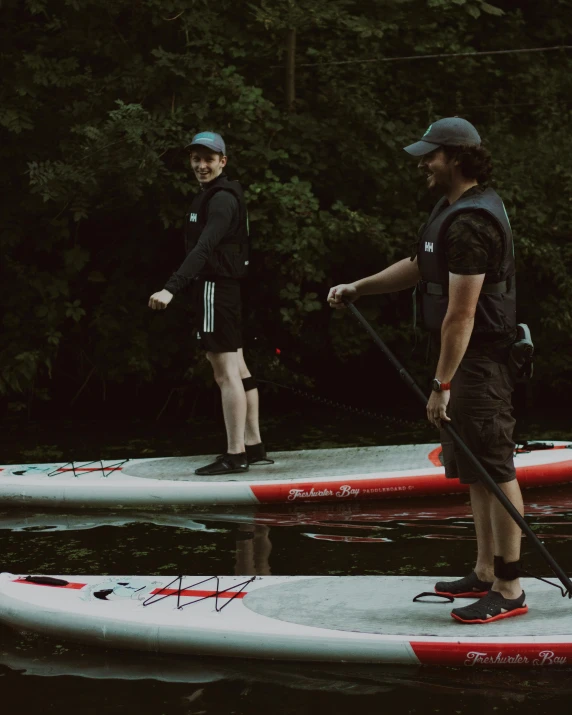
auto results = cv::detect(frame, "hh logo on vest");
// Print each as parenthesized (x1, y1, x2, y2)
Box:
(425, 241, 434, 252)
(189, 213, 198, 222)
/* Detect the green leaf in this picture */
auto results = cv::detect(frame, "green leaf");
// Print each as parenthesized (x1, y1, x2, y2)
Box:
(480, 1, 504, 15)
(63, 246, 90, 273)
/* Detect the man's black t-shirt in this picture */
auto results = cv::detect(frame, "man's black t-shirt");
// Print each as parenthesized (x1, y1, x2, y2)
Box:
(446, 186, 506, 278)
(441, 185, 516, 355)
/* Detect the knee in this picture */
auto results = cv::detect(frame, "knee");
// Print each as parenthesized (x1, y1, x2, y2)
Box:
(213, 370, 236, 388)
(213, 367, 243, 389)
(212, 372, 226, 388)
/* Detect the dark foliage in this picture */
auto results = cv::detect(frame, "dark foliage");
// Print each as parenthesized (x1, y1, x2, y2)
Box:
(1, 0, 571, 418)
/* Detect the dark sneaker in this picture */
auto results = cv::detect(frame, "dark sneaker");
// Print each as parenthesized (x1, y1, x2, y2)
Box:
(246, 442, 274, 465)
(195, 452, 248, 476)
(435, 572, 493, 599)
(451, 590, 528, 624)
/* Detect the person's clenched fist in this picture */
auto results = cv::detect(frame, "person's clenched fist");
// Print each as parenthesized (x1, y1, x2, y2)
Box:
(148, 289, 173, 310)
(327, 283, 357, 309)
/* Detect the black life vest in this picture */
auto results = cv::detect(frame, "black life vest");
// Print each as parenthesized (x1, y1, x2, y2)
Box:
(416, 187, 516, 338)
(184, 175, 249, 279)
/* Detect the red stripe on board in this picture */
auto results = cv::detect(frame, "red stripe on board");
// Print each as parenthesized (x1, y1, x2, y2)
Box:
(251, 474, 465, 503)
(14, 578, 86, 590)
(13, 579, 247, 599)
(410, 641, 572, 667)
(250, 458, 572, 504)
(55, 467, 124, 473)
(427, 446, 443, 467)
(515, 459, 572, 489)
(149, 587, 247, 599)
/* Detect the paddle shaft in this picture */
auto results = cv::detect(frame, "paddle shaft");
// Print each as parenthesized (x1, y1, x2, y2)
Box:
(344, 299, 572, 596)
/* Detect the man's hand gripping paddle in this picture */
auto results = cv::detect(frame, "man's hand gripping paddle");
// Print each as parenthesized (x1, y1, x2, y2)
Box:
(342, 297, 572, 599)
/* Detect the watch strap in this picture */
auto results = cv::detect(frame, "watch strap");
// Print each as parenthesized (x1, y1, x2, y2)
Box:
(432, 378, 452, 392)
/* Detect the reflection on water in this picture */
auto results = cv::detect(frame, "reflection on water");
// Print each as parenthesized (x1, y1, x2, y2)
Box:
(2, 483, 572, 710)
(3, 627, 572, 706)
(234, 524, 272, 575)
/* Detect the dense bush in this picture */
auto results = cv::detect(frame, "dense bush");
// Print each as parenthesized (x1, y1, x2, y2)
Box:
(1, 0, 571, 415)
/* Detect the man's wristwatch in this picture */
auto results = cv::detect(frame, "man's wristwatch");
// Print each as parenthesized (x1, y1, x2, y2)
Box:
(432, 378, 451, 392)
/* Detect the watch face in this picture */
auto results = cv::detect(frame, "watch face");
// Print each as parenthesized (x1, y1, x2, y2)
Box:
(432, 378, 441, 392)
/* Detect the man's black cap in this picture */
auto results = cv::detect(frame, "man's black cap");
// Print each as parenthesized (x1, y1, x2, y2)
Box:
(404, 117, 481, 156)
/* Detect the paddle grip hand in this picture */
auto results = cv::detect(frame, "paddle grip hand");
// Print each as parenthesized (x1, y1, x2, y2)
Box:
(328, 285, 357, 310)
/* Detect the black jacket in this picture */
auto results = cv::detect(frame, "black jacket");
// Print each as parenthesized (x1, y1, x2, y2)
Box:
(164, 175, 249, 295)
(184, 175, 249, 280)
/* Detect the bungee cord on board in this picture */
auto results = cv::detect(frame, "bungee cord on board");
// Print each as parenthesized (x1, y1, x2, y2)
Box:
(45, 459, 129, 478)
(142, 575, 256, 611)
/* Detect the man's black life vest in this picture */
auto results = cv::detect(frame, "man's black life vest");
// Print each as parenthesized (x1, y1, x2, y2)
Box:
(416, 187, 516, 339)
(184, 174, 249, 279)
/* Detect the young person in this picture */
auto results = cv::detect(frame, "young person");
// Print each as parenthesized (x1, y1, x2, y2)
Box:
(149, 131, 270, 475)
(328, 117, 526, 624)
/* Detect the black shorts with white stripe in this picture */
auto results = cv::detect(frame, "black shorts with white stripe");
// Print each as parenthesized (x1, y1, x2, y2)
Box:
(193, 277, 243, 353)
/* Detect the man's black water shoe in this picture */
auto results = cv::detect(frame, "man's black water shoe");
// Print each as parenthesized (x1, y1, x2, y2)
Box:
(195, 453, 249, 476)
(451, 590, 528, 624)
(434, 572, 493, 599)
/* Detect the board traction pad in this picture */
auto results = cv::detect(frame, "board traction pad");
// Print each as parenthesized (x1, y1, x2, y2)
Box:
(243, 576, 572, 637)
(122, 445, 439, 482)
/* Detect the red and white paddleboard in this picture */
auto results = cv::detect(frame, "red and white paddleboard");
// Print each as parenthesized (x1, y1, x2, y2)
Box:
(1, 572, 571, 667)
(1, 441, 571, 508)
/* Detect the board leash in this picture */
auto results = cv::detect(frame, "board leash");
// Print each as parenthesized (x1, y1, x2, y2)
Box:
(256, 378, 424, 429)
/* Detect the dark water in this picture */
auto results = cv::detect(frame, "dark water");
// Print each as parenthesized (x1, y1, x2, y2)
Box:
(1, 408, 572, 713)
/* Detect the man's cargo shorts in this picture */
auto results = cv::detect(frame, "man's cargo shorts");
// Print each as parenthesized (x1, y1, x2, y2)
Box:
(439, 355, 516, 485)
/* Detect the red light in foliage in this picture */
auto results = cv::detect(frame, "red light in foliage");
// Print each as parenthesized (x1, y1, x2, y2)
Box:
(275, 348, 281, 355)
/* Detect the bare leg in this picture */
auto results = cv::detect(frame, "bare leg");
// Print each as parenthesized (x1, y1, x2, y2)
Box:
(491, 479, 524, 599)
(469, 478, 523, 598)
(207, 351, 246, 454)
(469, 481, 495, 582)
(237, 348, 262, 446)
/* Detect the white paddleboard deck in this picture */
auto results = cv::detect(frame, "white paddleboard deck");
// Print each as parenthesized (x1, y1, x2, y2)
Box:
(1, 572, 571, 667)
(1, 441, 571, 508)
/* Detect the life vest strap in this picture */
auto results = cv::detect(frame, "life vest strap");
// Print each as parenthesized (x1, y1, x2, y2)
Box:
(420, 276, 512, 297)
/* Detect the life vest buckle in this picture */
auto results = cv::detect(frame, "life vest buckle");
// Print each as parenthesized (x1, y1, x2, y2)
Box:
(508, 323, 534, 382)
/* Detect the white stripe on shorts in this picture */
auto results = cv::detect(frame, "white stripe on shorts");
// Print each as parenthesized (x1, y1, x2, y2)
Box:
(203, 281, 215, 333)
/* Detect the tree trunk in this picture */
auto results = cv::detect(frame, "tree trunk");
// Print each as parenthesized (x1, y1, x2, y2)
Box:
(285, 28, 296, 112)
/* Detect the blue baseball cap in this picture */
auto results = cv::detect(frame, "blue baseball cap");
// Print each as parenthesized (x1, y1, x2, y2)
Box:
(188, 131, 226, 154)
(404, 117, 481, 156)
